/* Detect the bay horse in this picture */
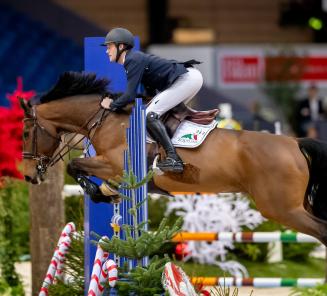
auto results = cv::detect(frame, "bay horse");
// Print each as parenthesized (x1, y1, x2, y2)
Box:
(22, 72, 327, 246)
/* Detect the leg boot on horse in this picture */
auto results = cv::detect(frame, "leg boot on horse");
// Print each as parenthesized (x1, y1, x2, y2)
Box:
(67, 157, 121, 204)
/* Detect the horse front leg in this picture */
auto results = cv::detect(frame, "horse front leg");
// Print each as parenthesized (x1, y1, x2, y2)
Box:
(67, 156, 121, 204)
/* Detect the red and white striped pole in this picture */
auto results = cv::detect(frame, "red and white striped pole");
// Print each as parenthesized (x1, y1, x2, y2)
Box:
(39, 222, 76, 296)
(87, 237, 109, 296)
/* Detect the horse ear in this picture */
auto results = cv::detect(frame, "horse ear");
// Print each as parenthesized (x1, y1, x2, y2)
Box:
(18, 96, 30, 115)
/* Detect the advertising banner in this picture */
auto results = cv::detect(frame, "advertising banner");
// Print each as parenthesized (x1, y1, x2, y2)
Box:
(217, 48, 327, 88)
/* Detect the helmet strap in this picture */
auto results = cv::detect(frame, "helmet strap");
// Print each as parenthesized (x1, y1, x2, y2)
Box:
(115, 44, 128, 63)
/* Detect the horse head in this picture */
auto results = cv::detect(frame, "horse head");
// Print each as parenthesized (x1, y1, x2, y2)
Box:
(21, 99, 62, 184)
(21, 71, 111, 185)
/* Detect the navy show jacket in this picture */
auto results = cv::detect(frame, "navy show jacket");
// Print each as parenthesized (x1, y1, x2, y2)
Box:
(110, 50, 188, 110)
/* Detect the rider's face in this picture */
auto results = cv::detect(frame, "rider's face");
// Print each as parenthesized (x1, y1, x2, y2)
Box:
(106, 43, 117, 62)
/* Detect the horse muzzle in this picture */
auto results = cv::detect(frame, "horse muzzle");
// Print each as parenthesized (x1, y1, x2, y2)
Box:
(22, 158, 48, 185)
(24, 174, 43, 185)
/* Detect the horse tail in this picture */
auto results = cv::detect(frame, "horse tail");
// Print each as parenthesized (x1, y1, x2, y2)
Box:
(298, 138, 327, 220)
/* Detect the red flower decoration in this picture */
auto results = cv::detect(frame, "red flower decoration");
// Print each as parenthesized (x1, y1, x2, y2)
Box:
(175, 242, 190, 260)
(0, 77, 35, 179)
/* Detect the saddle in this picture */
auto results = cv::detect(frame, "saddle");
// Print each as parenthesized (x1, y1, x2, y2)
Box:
(146, 103, 219, 195)
(160, 102, 219, 137)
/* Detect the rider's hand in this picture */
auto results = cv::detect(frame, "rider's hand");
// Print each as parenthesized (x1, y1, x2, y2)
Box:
(101, 97, 113, 109)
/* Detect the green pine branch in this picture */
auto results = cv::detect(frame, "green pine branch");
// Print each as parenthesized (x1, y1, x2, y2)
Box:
(0, 179, 25, 295)
(113, 255, 171, 296)
(98, 217, 182, 259)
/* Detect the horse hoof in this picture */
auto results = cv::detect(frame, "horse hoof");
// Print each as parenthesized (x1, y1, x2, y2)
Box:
(91, 194, 121, 204)
(91, 194, 112, 204)
(111, 195, 122, 204)
(90, 194, 111, 203)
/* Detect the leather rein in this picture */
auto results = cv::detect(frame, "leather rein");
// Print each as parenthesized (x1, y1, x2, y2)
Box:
(22, 105, 109, 176)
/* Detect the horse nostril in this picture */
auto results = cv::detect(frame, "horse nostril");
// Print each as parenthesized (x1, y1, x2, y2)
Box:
(24, 176, 31, 182)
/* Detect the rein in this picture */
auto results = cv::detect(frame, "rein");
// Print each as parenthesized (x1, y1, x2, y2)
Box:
(23, 105, 109, 175)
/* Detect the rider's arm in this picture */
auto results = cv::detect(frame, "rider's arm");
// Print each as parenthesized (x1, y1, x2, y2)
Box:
(110, 57, 145, 111)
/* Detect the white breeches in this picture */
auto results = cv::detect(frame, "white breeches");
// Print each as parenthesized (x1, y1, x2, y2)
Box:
(146, 67, 203, 116)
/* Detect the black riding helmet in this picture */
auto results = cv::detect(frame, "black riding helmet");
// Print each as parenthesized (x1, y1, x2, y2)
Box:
(102, 28, 134, 62)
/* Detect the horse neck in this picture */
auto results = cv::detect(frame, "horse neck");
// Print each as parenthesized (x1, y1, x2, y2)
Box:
(36, 94, 102, 136)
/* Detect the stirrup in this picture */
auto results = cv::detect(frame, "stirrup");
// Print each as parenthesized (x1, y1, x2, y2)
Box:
(152, 154, 164, 175)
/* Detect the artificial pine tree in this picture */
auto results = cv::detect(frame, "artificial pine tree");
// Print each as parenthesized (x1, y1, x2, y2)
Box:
(96, 158, 182, 295)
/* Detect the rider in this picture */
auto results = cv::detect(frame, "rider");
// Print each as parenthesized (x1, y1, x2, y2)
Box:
(100, 27, 203, 173)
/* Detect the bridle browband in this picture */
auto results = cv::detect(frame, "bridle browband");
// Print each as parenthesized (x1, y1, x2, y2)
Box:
(22, 104, 109, 176)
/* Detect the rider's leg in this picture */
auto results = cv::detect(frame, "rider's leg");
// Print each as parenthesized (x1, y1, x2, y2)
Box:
(146, 68, 203, 116)
(146, 68, 203, 172)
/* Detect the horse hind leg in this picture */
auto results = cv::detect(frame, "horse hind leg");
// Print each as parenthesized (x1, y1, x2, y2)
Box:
(275, 206, 327, 246)
(251, 163, 327, 245)
(305, 211, 327, 246)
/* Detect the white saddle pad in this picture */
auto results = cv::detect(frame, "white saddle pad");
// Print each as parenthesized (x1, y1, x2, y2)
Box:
(146, 120, 218, 149)
(171, 120, 217, 148)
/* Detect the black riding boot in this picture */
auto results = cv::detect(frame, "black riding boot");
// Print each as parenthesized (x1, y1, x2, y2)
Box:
(147, 112, 184, 173)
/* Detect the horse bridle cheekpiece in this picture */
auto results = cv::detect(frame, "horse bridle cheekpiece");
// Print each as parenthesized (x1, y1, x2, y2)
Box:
(22, 106, 61, 176)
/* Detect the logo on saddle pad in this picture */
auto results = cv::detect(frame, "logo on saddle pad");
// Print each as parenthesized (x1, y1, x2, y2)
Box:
(181, 133, 198, 141)
(171, 120, 217, 148)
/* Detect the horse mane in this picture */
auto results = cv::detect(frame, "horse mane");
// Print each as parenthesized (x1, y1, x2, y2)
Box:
(39, 71, 110, 104)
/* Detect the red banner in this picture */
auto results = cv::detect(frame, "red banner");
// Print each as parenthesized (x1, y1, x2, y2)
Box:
(301, 57, 327, 80)
(221, 56, 261, 83)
